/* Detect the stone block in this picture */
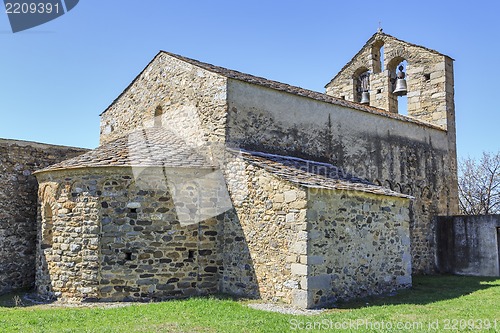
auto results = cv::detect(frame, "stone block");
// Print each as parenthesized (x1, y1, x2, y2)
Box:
(126, 202, 141, 209)
(291, 289, 311, 308)
(307, 256, 325, 265)
(291, 263, 307, 276)
(308, 274, 332, 289)
(284, 190, 297, 203)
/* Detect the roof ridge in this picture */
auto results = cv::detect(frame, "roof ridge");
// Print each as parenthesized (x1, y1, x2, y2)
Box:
(100, 49, 445, 132)
(159, 51, 444, 131)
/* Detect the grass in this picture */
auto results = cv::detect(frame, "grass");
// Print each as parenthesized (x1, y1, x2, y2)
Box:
(0, 275, 499, 332)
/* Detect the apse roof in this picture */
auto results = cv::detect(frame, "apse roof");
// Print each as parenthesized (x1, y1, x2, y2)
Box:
(35, 127, 215, 174)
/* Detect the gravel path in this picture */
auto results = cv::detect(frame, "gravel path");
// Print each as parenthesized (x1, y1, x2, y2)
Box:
(247, 302, 325, 316)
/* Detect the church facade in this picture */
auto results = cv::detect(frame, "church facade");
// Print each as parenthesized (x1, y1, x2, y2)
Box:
(1, 31, 458, 309)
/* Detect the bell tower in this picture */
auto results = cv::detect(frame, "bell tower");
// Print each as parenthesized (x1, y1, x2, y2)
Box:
(325, 29, 455, 133)
(325, 30, 459, 218)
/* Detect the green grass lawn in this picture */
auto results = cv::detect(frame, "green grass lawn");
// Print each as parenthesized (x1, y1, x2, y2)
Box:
(0, 275, 499, 332)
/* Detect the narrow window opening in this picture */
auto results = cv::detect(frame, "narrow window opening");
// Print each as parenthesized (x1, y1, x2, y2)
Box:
(124, 251, 132, 261)
(340, 96, 345, 100)
(129, 208, 137, 213)
(424, 73, 431, 81)
(188, 250, 195, 259)
(371, 41, 384, 73)
(379, 45, 385, 71)
(154, 105, 164, 127)
(41, 204, 53, 250)
(377, 89, 382, 94)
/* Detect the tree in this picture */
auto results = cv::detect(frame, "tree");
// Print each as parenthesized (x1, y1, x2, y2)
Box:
(458, 151, 500, 215)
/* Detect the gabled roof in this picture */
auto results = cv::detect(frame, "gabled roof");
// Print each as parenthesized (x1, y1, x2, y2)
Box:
(326, 30, 453, 86)
(101, 50, 444, 131)
(35, 127, 216, 174)
(232, 149, 411, 199)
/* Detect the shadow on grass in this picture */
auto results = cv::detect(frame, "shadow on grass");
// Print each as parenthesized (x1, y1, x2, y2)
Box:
(0, 289, 244, 309)
(0, 289, 56, 308)
(335, 275, 500, 309)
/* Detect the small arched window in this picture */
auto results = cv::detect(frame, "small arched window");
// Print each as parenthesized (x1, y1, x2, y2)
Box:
(154, 105, 164, 127)
(388, 58, 408, 115)
(41, 203, 53, 250)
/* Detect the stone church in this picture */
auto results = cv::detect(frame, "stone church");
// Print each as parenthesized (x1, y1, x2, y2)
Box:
(0, 30, 458, 308)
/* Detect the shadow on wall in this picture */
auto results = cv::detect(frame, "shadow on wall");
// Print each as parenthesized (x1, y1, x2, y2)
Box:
(221, 208, 260, 299)
(35, 168, 261, 302)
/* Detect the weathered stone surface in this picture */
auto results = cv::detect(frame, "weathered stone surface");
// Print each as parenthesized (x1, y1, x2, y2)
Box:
(35, 167, 222, 302)
(0, 139, 87, 295)
(305, 190, 412, 308)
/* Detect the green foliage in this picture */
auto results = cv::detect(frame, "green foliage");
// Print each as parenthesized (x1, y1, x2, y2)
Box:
(0, 276, 499, 332)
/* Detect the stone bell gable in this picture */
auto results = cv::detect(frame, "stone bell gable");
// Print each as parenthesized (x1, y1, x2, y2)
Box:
(325, 29, 455, 132)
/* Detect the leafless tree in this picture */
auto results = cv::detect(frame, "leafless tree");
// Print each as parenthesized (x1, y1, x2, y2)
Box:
(458, 151, 500, 215)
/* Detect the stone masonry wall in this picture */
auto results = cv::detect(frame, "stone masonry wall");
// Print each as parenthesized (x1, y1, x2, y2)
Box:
(222, 154, 308, 304)
(35, 166, 223, 301)
(0, 138, 87, 295)
(99, 52, 228, 154)
(227, 79, 456, 273)
(303, 189, 412, 308)
(437, 215, 500, 277)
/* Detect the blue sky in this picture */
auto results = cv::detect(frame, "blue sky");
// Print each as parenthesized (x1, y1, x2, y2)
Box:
(0, 1, 498, 160)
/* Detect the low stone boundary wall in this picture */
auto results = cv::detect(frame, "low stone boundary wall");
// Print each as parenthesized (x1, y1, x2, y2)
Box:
(436, 215, 500, 276)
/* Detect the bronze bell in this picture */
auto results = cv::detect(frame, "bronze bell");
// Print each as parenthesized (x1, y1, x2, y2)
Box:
(393, 65, 407, 96)
(360, 91, 370, 104)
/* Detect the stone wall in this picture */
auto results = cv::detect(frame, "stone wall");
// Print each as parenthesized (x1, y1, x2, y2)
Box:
(222, 154, 411, 308)
(226, 79, 456, 273)
(303, 189, 412, 308)
(222, 155, 307, 303)
(437, 215, 500, 277)
(99, 52, 228, 153)
(0, 138, 87, 295)
(35, 166, 224, 301)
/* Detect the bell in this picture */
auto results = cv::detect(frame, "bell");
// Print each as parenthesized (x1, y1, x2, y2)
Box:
(393, 65, 407, 96)
(360, 91, 370, 104)
(393, 78, 407, 96)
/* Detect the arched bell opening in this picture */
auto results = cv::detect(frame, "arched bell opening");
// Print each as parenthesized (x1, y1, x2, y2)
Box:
(371, 40, 385, 74)
(352, 67, 370, 105)
(387, 57, 408, 114)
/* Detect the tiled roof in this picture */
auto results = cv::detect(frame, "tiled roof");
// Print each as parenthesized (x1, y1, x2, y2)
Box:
(234, 149, 411, 199)
(101, 50, 444, 131)
(35, 127, 216, 173)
